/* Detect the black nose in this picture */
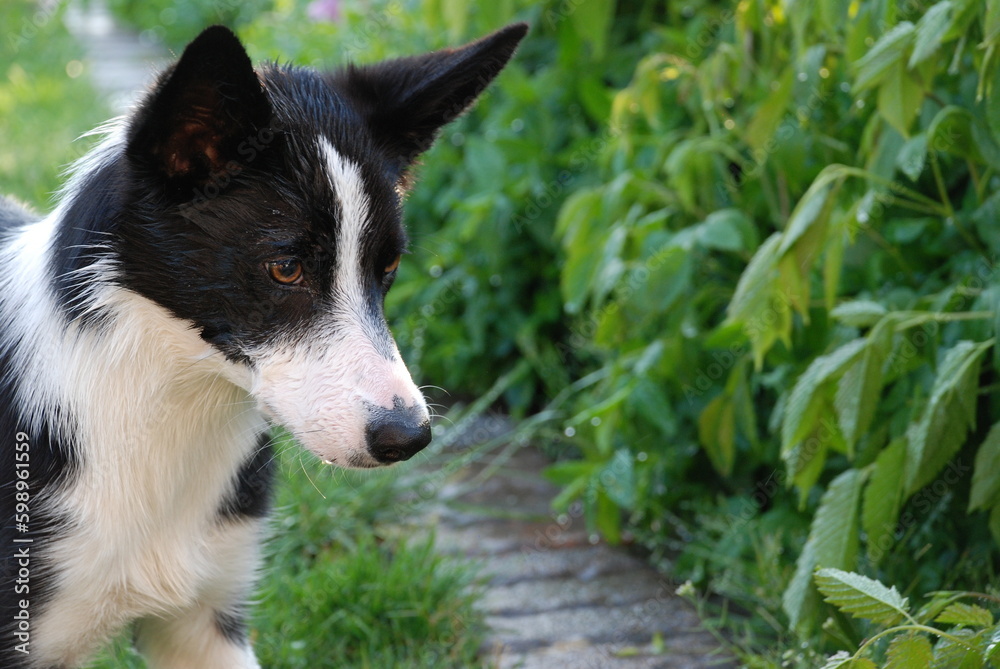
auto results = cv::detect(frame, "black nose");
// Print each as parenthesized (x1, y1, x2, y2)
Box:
(366, 406, 432, 464)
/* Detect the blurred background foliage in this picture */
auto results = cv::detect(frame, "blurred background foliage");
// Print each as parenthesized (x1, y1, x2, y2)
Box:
(9, 0, 1000, 664)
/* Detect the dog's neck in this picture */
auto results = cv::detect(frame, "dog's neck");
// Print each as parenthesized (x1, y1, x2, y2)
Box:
(2, 211, 266, 493)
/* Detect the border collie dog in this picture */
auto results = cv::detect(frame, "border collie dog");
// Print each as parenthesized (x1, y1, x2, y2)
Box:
(0, 22, 526, 667)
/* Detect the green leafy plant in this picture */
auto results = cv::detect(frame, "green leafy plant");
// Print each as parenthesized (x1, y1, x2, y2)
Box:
(814, 567, 1000, 668)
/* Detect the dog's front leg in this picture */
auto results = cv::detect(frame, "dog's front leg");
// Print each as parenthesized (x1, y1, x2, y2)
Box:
(134, 519, 265, 669)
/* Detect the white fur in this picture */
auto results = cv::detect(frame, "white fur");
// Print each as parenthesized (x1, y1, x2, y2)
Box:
(249, 139, 428, 466)
(0, 216, 266, 667)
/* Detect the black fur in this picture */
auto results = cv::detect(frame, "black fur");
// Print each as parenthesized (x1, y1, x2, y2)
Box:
(218, 432, 276, 521)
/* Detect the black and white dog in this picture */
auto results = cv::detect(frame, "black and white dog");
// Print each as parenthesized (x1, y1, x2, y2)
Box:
(0, 22, 526, 667)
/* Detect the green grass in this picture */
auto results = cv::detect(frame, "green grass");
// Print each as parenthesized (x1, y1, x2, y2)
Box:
(0, 3, 488, 664)
(0, 1, 110, 208)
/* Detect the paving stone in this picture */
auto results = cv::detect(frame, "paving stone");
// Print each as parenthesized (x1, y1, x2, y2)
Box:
(493, 640, 733, 669)
(480, 570, 676, 615)
(430, 519, 592, 557)
(479, 544, 647, 586)
(483, 600, 709, 652)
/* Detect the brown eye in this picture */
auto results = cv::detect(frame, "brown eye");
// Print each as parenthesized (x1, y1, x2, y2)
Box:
(266, 258, 303, 285)
(385, 254, 401, 274)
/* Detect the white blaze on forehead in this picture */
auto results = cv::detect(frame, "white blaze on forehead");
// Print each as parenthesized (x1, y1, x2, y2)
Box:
(246, 137, 429, 466)
(319, 138, 376, 325)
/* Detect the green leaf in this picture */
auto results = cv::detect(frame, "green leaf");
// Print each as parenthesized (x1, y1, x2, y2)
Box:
(853, 22, 916, 92)
(777, 171, 844, 257)
(544, 460, 599, 486)
(897, 133, 928, 180)
(969, 421, 1000, 512)
(594, 489, 621, 544)
(821, 652, 877, 669)
(556, 189, 604, 314)
(932, 628, 984, 668)
(785, 437, 830, 506)
(698, 394, 736, 477)
(784, 471, 865, 630)
(823, 223, 846, 310)
(783, 339, 868, 454)
(906, 340, 992, 493)
(598, 449, 635, 510)
(836, 323, 891, 451)
(927, 106, 984, 163)
(908, 1, 954, 68)
(885, 633, 934, 669)
(746, 67, 794, 154)
(569, 0, 615, 59)
(814, 567, 910, 625)
(727, 233, 789, 366)
(936, 602, 994, 628)
(831, 301, 888, 328)
(698, 209, 750, 252)
(877, 59, 924, 137)
(862, 438, 906, 564)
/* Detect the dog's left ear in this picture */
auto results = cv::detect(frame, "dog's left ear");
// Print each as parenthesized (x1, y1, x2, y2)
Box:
(334, 23, 528, 177)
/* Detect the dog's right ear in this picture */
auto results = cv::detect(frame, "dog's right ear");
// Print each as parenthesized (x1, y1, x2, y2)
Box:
(126, 25, 272, 182)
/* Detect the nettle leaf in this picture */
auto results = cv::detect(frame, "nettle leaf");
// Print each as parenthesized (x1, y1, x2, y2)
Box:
(885, 633, 934, 669)
(784, 433, 830, 506)
(823, 223, 846, 311)
(906, 340, 992, 493)
(987, 625, 1000, 661)
(698, 394, 736, 477)
(831, 300, 888, 328)
(853, 22, 916, 92)
(932, 628, 984, 668)
(836, 322, 891, 452)
(878, 59, 925, 137)
(557, 188, 605, 314)
(784, 471, 865, 630)
(783, 539, 821, 632)
(936, 602, 994, 628)
(814, 568, 910, 625)
(698, 208, 751, 253)
(821, 652, 877, 669)
(970, 421, 1000, 512)
(897, 133, 928, 180)
(746, 67, 794, 154)
(862, 438, 906, 565)
(909, 1, 954, 68)
(598, 449, 636, 510)
(783, 339, 868, 454)
(927, 106, 985, 164)
(727, 233, 789, 366)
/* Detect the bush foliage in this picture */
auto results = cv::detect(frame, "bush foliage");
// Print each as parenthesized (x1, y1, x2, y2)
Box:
(112, 0, 1000, 662)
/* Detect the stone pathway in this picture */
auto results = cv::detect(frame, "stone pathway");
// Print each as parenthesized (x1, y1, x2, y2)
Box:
(419, 428, 734, 669)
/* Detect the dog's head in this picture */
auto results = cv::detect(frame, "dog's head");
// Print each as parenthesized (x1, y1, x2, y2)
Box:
(116, 24, 526, 467)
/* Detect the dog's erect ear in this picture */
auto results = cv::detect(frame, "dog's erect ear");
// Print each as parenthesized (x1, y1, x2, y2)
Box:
(127, 25, 272, 180)
(335, 23, 528, 176)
